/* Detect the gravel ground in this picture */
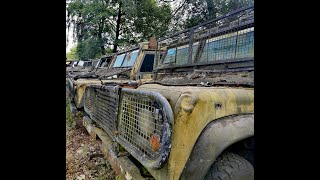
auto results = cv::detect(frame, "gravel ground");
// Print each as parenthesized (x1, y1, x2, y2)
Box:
(66, 113, 116, 180)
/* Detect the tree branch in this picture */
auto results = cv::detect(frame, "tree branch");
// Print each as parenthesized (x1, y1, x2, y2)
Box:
(172, 0, 187, 17)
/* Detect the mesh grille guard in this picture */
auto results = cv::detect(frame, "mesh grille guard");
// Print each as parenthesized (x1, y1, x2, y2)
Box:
(84, 85, 120, 141)
(83, 85, 173, 169)
(117, 88, 173, 169)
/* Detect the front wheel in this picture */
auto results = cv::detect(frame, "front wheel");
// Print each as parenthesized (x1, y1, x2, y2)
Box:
(204, 152, 254, 180)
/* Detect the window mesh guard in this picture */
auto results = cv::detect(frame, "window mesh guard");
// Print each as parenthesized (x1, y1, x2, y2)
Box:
(156, 6, 254, 69)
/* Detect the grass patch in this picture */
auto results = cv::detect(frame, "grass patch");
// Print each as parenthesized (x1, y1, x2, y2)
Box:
(66, 97, 76, 130)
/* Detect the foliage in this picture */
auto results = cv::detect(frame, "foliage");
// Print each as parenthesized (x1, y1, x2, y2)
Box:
(66, 47, 79, 60)
(76, 38, 104, 60)
(66, 98, 75, 129)
(170, 0, 254, 31)
(67, 0, 115, 59)
(67, 0, 171, 58)
(123, 0, 171, 42)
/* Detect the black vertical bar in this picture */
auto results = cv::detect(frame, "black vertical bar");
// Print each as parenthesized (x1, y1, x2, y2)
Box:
(188, 29, 194, 64)
(153, 40, 159, 80)
(174, 37, 178, 64)
(154, 40, 158, 68)
(234, 16, 240, 59)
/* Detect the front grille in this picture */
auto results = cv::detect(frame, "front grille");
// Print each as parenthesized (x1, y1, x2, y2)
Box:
(84, 85, 120, 140)
(119, 94, 163, 159)
(83, 85, 173, 169)
(117, 88, 173, 169)
(84, 87, 95, 118)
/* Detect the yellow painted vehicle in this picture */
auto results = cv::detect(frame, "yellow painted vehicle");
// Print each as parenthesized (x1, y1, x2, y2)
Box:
(66, 39, 158, 110)
(82, 6, 254, 180)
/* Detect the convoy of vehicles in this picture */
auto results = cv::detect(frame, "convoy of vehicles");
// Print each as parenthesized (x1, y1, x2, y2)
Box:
(66, 6, 254, 180)
(66, 39, 158, 110)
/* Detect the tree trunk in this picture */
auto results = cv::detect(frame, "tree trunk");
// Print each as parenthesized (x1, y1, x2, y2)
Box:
(113, 2, 122, 53)
(98, 31, 106, 55)
(206, 0, 216, 20)
(100, 42, 106, 55)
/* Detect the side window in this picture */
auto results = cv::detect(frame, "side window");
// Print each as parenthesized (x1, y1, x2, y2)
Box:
(235, 28, 254, 59)
(163, 48, 176, 63)
(175, 45, 189, 65)
(140, 54, 155, 72)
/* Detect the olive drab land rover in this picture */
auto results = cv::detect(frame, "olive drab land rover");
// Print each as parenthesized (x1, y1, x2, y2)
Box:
(77, 6, 254, 180)
(66, 39, 158, 110)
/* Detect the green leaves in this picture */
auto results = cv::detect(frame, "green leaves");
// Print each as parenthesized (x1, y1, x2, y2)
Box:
(171, 0, 254, 31)
(131, 0, 171, 41)
(76, 38, 104, 60)
(67, 0, 115, 59)
(66, 47, 79, 60)
(67, 0, 172, 58)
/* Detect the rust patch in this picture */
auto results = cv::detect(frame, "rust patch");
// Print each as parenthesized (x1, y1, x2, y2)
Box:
(150, 134, 160, 151)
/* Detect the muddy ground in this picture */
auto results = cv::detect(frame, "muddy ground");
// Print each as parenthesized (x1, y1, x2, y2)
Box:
(66, 113, 116, 180)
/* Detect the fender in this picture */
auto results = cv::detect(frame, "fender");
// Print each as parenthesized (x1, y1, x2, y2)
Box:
(180, 113, 254, 180)
(75, 83, 87, 109)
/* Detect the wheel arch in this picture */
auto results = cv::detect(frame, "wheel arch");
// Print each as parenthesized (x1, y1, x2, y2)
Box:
(66, 78, 75, 100)
(179, 113, 254, 180)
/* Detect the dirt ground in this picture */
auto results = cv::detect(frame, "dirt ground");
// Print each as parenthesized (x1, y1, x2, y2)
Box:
(66, 114, 116, 180)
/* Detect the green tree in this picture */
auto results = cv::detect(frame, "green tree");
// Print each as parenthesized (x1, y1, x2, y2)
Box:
(111, 0, 171, 52)
(67, 0, 115, 59)
(76, 38, 104, 60)
(67, 0, 171, 58)
(170, 0, 253, 30)
(124, 0, 171, 42)
(66, 47, 79, 60)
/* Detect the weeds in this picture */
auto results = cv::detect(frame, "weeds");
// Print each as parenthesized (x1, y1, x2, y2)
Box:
(66, 98, 76, 130)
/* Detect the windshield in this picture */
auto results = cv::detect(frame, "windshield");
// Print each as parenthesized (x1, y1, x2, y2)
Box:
(113, 53, 126, 67)
(121, 50, 139, 67)
(77, 61, 85, 67)
(72, 61, 79, 67)
(92, 60, 99, 67)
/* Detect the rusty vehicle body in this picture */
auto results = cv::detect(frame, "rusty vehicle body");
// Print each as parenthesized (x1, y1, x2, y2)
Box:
(66, 40, 158, 110)
(80, 6, 254, 180)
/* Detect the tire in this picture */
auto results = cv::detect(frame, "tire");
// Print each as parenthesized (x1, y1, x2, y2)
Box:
(204, 152, 254, 180)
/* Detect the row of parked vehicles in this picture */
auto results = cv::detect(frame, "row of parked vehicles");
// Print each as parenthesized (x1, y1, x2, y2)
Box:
(66, 6, 254, 180)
